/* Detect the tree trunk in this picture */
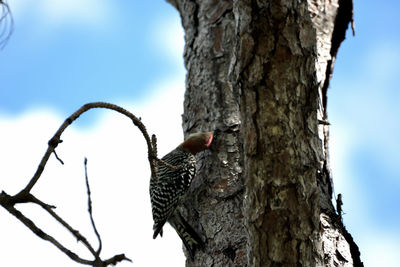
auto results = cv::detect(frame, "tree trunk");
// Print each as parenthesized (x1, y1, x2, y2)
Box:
(167, 0, 362, 266)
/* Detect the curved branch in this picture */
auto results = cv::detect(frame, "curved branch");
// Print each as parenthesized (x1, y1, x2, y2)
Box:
(0, 102, 183, 266)
(16, 102, 158, 198)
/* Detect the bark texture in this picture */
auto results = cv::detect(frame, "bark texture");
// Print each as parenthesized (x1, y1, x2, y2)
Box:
(167, 0, 361, 266)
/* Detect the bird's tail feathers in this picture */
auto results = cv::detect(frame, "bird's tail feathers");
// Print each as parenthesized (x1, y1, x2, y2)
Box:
(169, 212, 204, 260)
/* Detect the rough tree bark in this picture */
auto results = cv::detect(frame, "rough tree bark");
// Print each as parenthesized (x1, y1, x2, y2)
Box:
(167, 0, 362, 266)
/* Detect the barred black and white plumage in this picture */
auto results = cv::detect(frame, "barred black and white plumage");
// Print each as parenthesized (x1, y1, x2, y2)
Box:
(149, 132, 213, 259)
(150, 146, 196, 237)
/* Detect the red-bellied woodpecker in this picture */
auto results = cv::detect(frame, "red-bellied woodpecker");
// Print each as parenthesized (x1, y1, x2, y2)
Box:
(150, 132, 213, 259)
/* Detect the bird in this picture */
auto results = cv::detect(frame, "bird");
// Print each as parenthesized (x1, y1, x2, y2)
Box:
(149, 132, 213, 259)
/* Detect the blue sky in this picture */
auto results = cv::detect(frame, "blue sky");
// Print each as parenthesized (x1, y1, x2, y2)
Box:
(0, 0, 399, 266)
(0, 0, 184, 117)
(329, 1, 400, 265)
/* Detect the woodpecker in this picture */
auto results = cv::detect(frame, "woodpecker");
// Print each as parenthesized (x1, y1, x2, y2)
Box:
(149, 132, 213, 259)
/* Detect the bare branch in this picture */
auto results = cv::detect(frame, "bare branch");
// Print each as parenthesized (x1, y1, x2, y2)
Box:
(151, 134, 183, 170)
(16, 102, 159, 198)
(0, 0, 13, 49)
(151, 134, 158, 173)
(103, 254, 132, 266)
(151, 134, 158, 157)
(53, 148, 65, 165)
(0, 192, 92, 265)
(0, 102, 185, 265)
(84, 158, 103, 255)
(29, 193, 98, 256)
(0, 190, 132, 266)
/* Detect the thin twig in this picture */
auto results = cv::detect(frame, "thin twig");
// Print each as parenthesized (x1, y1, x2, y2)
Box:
(151, 134, 158, 157)
(84, 157, 103, 255)
(53, 149, 65, 165)
(151, 134, 158, 173)
(150, 134, 182, 170)
(0, 192, 92, 265)
(29, 194, 98, 256)
(16, 102, 159, 198)
(0, 102, 184, 266)
(0, 0, 14, 49)
(103, 254, 132, 265)
(0, 190, 132, 266)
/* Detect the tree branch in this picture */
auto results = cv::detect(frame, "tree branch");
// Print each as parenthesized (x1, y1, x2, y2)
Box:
(0, 0, 13, 49)
(29, 193, 98, 256)
(0, 192, 93, 265)
(0, 102, 184, 266)
(84, 157, 103, 255)
(0, 102, 181, 266)
(16, 102, 159, 200)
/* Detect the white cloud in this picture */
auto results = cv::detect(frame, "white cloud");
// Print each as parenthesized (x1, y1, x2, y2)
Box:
(150, 15, 185, 66)
(359, 232, 400, 267)
(0, 81, 186, 266)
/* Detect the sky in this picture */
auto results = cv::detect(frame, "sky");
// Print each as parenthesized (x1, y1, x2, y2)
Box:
(0, 0, 399, 266)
